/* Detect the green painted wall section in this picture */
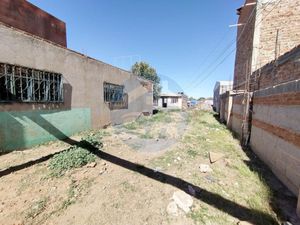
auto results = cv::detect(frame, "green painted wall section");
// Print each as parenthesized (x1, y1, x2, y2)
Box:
(0, 108, 91, 152)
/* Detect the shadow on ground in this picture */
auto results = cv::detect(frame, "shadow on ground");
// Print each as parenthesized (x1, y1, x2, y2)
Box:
(212, 112, 300, 225)
(0, 114, 282, 225)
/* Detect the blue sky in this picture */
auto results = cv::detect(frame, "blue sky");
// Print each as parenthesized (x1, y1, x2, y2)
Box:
(29, 0, 243, 98)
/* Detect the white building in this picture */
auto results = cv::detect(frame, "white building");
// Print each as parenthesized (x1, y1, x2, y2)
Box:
(213, 81, 233, 113)
(156, 93, 187, 110)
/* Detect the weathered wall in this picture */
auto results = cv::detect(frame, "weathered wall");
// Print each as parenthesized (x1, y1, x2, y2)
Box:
(0, 0, 66, 46)
(250, 80, 300, 196)
(0, 24, 152, 151)
(230, 94, 245, 137)
(251, 45, 300, 91)
(234, 0, 300, 90)
(0, 108, 90, 150)
(253, 0, 300, 71)
(233, 0, 257, 89)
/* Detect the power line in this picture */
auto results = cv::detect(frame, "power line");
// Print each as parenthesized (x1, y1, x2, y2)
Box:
(191, 0, 282, 88)
(186, 1, 259, 89)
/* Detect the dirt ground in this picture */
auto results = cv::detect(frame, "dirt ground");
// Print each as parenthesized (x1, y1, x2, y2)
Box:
(0, 110, 299, 225)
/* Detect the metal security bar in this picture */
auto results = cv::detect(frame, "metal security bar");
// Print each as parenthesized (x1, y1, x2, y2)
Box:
(0, 63, 63, 103)
(103, 82, 128, 110)
(104, 82, 124, 103)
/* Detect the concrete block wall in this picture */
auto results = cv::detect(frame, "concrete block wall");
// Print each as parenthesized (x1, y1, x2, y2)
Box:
(250, 80, 300, 196)
(230, 94, 245, 137)
(0, 23, 153, 151)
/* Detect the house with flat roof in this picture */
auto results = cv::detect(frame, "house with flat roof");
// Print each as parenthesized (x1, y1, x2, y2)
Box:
(156, 93, 187, 110)
(0, 0, 153, 152)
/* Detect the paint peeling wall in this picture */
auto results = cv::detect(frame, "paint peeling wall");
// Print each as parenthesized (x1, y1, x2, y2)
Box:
(0, 108, 91, 151)
(0, 24, 153, 151)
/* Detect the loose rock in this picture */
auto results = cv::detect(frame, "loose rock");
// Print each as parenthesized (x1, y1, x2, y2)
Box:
(166, 201, 178, 216)
(86, 162, 97, 168)
(209, 152, 224, 163)
(199, 164, 212, 173)
(237, 221, 254, 225)
(172, 190, 193, 213)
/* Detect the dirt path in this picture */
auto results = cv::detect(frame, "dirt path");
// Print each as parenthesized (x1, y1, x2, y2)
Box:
(0, 110, 298, 225)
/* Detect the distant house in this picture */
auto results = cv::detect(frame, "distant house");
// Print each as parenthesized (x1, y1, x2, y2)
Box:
(156, 93, 187, 110)
(213, 81, 233, 113)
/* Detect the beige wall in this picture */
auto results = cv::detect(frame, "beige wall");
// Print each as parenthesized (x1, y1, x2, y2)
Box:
(0, 23, 153, 128)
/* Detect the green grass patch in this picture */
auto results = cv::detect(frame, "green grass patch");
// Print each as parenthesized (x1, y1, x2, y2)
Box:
(48, 146, 96, 177)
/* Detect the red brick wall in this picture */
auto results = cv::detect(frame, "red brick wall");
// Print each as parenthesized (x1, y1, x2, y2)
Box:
(0, 0, 66, 47)
(255, 0, 300, 69)
(233, 0, 300, 91)
(233, 0, 257, 90)
(251, 45, 300, 90)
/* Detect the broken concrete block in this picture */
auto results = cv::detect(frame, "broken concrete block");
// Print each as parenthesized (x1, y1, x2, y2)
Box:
(172, 190, 193, 213)
(199, 164, 212, 173)
(166, 201, 178, 216)
(209, 152, 224, 163)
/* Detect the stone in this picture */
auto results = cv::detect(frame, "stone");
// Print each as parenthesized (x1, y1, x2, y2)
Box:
(237, 221, 254, 225)
(209, 152, 224, 163)
(199, 164, 212, 173)
(166, 201, 178, 216)
(86, 162, 97, 168)
(154, 167, 162, 173)
(172, 190, 193, 213)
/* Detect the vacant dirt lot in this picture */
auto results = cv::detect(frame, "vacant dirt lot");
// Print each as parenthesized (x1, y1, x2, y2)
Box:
(0, 110, 298, 225)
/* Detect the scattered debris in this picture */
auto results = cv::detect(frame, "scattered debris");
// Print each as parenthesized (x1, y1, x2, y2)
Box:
(166, 201, 178, 216)
(188, 185, 196, 196)
(199, 164, 212, 173)
(209, 152, 224, 163)
(172, 190, 193, 213)
(86, 162, 97, 168)
(154, 167, 162, 173)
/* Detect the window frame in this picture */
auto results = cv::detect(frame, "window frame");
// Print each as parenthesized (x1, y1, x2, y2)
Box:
(103, 82, 128, 110)
(0, 63, 64, 103)
(171, 97, 178, 104)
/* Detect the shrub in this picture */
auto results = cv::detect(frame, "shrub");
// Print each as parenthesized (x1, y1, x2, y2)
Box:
(48, 146, 96, 177)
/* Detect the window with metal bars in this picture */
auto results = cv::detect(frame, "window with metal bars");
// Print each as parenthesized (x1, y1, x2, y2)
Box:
(103, 82, 124, 103)
(0, 63, 63, 103)
(103, 82, 128, 110)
